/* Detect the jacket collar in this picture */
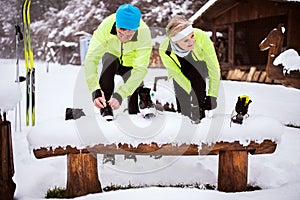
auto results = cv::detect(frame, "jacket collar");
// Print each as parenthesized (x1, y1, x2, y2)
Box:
(165, 41, 172, 56)
(110, 22, 138, 41)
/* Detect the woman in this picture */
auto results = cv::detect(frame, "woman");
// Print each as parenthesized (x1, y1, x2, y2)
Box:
(159, 15, 220, 123)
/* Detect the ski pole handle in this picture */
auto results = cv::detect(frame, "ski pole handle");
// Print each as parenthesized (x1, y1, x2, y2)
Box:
(15, 25, 23, 42)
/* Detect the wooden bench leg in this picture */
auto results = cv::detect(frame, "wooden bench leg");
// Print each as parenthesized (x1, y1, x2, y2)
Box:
(218, 150, 248, 192)
(65, 153, 102, 197)
(0, 120, 16, 200)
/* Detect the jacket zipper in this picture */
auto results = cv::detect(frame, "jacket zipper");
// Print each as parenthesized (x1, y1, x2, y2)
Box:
(120, 42, 124, 66)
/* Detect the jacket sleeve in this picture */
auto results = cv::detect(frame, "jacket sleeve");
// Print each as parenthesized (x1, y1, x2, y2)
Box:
(84, 20, 109, 93)
(159, 39, 192, 94)
(115, 27, 152, 100)
(200, 32, 221, 98)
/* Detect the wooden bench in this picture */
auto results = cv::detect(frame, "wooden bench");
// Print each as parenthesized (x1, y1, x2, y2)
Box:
(32, 140, 277, 198)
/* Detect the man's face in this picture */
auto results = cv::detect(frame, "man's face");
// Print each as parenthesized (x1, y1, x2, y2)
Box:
(116, 28, 136, 43)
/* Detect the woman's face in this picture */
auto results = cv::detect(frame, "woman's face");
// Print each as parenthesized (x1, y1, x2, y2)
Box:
(116, 28, 136, 43)
(176, 32, 195, 51)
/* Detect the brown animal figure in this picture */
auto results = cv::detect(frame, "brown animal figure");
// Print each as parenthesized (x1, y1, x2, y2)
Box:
(259, 23, 285, 80)
(259, 24, 300, 89)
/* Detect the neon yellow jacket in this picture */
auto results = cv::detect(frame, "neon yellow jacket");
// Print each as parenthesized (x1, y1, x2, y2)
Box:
(159, 28, 220, 98)
(84, 14, 152, 100)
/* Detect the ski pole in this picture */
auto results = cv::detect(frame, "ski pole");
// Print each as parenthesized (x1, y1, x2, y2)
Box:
(15, 25, 23, 132)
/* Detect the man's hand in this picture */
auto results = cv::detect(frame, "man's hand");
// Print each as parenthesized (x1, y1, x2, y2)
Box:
(93, 90, 106, 109)
(108, 98, 120, 110)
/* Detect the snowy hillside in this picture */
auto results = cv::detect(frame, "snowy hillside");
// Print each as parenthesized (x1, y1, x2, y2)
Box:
(0, 0, 206, 60)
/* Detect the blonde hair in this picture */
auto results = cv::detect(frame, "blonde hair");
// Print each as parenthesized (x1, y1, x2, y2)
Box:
(166, 15, 191, 38)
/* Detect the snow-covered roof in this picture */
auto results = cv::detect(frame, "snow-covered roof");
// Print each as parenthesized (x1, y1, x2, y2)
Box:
(189, 0, 217, 23)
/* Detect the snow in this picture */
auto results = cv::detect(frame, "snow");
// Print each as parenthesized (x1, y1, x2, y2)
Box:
(273, 49, 300, 74)
(0, 79, 21, 113)
(189, 0, 218, 23)
(1, 59, 300, 199)
(27, 113, 283, 150)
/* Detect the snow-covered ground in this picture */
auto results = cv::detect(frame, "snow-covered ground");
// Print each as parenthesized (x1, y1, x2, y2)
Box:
(1, 59, 300, 199)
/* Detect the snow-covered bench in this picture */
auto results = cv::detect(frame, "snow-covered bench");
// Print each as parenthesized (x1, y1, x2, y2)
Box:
(27, 113, 282, 198)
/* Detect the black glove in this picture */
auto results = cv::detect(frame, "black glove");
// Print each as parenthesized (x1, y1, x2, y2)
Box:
(204, 96, 217, 110)
(65, 108, 85, 120)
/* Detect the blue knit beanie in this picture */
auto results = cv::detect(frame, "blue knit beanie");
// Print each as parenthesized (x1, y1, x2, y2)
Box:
(116, 4, 141, 30)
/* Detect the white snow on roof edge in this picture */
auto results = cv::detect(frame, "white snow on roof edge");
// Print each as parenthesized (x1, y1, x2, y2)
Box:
(189, 0, 218, 23)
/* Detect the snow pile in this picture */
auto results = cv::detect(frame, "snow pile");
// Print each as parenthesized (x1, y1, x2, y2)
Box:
(27, 107, 283, 150)
(0, 72, 21, 113)
(273, 49, 300, 74)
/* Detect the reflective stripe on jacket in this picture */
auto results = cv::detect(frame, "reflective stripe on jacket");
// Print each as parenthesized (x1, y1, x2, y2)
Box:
(159, 28, 220, 98)
(84, 14, 152, 100)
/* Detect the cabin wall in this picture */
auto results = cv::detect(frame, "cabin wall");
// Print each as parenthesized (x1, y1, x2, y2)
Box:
(214, 0, 289, 25)
(287, 10, 300, 52)
(209, 0, 297, 68)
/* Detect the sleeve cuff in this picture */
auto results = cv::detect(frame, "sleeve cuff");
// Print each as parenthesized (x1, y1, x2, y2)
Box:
(112, 92, 123, 105)
(92, 89, 102, 101)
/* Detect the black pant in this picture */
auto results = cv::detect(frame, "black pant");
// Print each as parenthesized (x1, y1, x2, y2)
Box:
(174, 54, 207, 117)
(99, 53, 139, 114)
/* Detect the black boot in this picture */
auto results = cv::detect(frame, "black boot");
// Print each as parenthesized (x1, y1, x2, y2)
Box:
(128, 89, 139, 114)
(231, 95, 252, 125)
(138, 87, 156, 118)
(100, 105, 113, 121)
(191, 106, 205, 124)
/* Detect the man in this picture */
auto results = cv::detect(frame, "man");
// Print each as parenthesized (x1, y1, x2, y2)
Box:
(84, 4, 152, 121)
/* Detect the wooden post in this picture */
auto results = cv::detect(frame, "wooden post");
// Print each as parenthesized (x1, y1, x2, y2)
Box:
(65, 153, 102, 198)
(0, 119, 16, 199)
(218, 150, 248, 192)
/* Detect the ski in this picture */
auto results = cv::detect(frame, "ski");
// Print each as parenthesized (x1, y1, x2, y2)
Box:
(27, 0, 35, 126)
(22, 0, 30, 126)
(22, 0, 35, 126)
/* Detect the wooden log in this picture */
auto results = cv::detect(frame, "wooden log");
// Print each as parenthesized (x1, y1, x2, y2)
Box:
(252, 70, 261, 82)
(246, 67, 256, 82)
(258, 71, 266, 82)
(65, 153, 102, 197)
(0, 120, 16, 200)
(226, 69, 234, 80)
(230, 69, 240, 80)
(218, 150, 248, 192)
(33, 140, 277, 158)
(241, 72, 248, 81)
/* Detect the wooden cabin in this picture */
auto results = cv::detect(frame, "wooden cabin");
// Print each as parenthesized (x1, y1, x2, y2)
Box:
(190, 0, 300, 83)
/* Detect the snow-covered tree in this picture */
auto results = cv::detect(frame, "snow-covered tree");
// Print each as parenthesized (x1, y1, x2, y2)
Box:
(0, 0, 207, 63)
